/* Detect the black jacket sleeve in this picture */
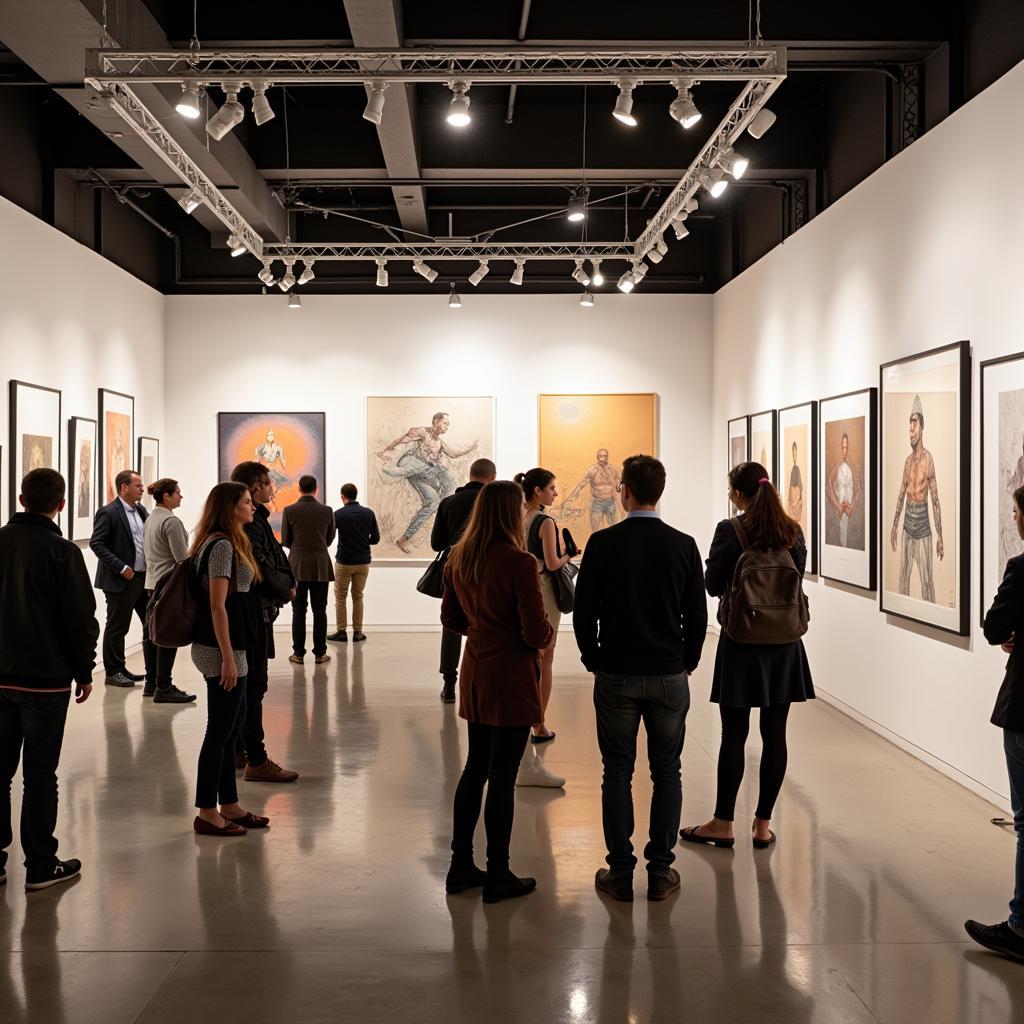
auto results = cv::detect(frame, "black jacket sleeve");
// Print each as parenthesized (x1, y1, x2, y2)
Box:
(368, 511, 380, 546)
(60, 545, 99, 685)
(572, 536, 601, 672)
(247, 521, 294, 605)
(682, 540, 708, 672)
(89, 505, 126, 575)
(984, 557, 1024, 647)
(431, 498, 450, 552)
(790, 529, 808, 576)
(704, 520, 739, 597)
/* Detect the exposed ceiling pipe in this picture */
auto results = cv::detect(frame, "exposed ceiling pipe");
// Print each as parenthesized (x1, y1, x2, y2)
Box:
(504, 0, 533, 125)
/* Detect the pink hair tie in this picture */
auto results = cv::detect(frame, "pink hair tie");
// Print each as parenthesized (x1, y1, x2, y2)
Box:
(758, 477, 770, 485)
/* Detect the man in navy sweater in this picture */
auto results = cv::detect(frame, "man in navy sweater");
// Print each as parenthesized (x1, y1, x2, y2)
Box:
(329, 483, 380, 644)
(573, 455, 708, 904)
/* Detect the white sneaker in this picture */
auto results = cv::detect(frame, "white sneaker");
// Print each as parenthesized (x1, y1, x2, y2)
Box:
(516, 749, 565, 788)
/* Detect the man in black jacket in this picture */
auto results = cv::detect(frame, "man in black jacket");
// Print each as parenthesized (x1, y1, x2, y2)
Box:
(329, 483, 380, 644)
(0, 469, 98, 890)
(430, 458, 496, 703)
(230, 462, 300, 783)
(90, 469, 157, 688)
(573, 455, 708, 904)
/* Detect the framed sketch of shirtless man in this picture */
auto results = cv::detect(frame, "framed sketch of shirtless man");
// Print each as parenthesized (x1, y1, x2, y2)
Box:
(880, 341, 970, 635)
(778, 401, 817, 574)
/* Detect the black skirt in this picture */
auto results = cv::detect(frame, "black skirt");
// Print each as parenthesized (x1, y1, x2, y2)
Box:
(710, 633, 815, 708)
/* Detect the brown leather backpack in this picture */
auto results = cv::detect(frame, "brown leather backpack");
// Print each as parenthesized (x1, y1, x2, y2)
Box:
(719, 518, 809, 645)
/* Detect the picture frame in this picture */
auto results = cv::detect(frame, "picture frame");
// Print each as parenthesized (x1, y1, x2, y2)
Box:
(138, 436, 160, 512)
(726, 415, 749, 515)
(818, 388, 877, 590)
(879, 340, 971, 635)
(68, 416, 98, 542)
(9, 379, 62, 517)
(777, 401, 818, 574)
(748, 409, 778, 484)
(98, 388, 135, 507)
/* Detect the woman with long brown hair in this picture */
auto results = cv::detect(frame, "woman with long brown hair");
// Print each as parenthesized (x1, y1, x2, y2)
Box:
(189, 482, 268, 837)
(680, 461, 814, 850)
(441, 480, 554, 903)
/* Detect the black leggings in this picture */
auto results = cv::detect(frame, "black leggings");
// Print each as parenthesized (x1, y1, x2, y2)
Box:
(451, 722, 530, 874)
(714, 704, 791, 822)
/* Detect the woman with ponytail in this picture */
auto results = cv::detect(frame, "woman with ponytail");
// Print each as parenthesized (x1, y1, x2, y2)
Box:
(680, 461, 814, 850)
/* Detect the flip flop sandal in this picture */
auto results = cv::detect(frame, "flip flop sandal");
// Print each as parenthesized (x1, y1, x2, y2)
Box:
(753, 830, 776, 849)
(679, 826, 735, 849)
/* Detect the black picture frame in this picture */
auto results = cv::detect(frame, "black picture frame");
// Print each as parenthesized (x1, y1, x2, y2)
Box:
(138, 436, 161, 511)
(777, 400, 819, 575)
(9, 379, 62, 517)
(726, 414, 749, 515)
(748, 408, 778, 483)
(97, 388, 135, 507)
(879, 340, 971, 636)
(68, 416, 98, 543)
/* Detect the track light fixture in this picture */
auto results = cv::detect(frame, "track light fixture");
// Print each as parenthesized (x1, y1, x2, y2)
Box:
(646, 237, 669, 264)
(448, 282, 462, 308)
(617, 267, 636, 293)
(363, 81, 388, 126)
(178, 187, 203, 214)
(176, 83, 202, 120)
(684, 196, 699, 215)
(447, 81, 472, 127)
(298, 261, 315, 285)
(703, 167, 729, 198)
(747, 107, 777, 139)
(567, 189, 587, 223)
(278, 260, 296, 292)
(580, 290, 595, 307)
(288, 291, 301, 309)
(720, 147, 749, 179)
(671, 214, 690, 240)
(590, 259, 604, 286)
(468, 260, 490, 286)
(612, 79, 638, 126)
(206, 85, 245, 141)
(257, 262, 275, 285)
(227, 234, 246, 257)
(251, 82, 275, 125)
(668, 79, 701, 129)
(571, 259, 591, 286)
(510, 259, 525, 286)
(412, 258, 439, 283)
(375, 259, 389, 288)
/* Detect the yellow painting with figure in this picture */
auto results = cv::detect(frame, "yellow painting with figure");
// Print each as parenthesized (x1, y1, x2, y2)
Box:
(538, 393, 658, 550)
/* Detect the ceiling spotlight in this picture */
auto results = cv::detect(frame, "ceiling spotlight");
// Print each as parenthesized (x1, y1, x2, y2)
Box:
(617, 269, 635, 293)
(747, 107, 777, 139)
(363, 81, 388, 126)
(206, 86, 245, 141)
(412, 259, 439, 283)
(227, 234, 246, 257)
(278, 262, 296, 291)
(669, 79, 702, 129)
(684, 196, 699, 215)
(571, 259, 591, 286)
(251, 82, 275, 126)
(448, 282, 462, 308)
(375, 259, 389, 288)
(468, 259, 490, 286)
(298, 261, 315, 285)
(257, 262, 275, 285)
(288, 291, 301, 310)
(703, 167, 729, 198)
(176, 83, 202, 120)
(580, 290, 595, 307)
(646, 237, 669, 264)
(447, 81, 472, 127)
(632, 260, 649, 282)
(590, 260, 604, 286)
(720, 147, 749, 180)
(510, 259, 525, 286)
(178, 187, 203, 214)
(567, 190, 587, 223)
(612, 79, 638, 127)
(671, 215, 690, 241)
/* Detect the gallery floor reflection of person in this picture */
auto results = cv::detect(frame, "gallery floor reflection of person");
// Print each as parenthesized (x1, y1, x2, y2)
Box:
(441, 481, 554, 903)
(966, 484, 1024, 964)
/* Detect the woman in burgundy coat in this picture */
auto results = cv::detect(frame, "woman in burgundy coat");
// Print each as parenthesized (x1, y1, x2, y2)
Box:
(441, 480, 554, 903)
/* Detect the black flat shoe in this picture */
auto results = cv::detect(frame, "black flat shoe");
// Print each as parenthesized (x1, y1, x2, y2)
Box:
(446, 861, 487, 894)
(965, 919, 1024, 963)
(753, 830, 776, 849)
(679, 825, 735, 849)
(482, 872, 537, 904)
(530, 731, 556, 745)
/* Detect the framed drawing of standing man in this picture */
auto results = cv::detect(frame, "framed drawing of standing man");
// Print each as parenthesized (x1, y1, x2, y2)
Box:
(778, 401, 817, 574)
(749, 409, 777, 484)
(880, 341, 970, 635)
(68, 416, 98, 542)
(726, 415, 749, 515)
(98, 388, 134, 506)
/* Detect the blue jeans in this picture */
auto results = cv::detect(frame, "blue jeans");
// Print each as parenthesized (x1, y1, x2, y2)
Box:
(1005, 730, 1024, 931)
(593, 671, 690, 876)
(384, 454, 454, 542)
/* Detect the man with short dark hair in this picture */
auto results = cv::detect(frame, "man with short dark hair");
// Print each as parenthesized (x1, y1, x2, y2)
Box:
(329, 483, 380, 644)
(281, 475, 336, 665)
(90, 469, 157, 689)
(431, 458, 497, 703)
(573, 454, 708, 903)
(0, 469, 98, 890)
(230, 461, 299, 783)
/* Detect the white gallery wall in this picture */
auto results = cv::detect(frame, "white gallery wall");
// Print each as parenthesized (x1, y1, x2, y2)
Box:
(164, 293, 714, 628)
(713, 59, 1024, 803)
(0, 195, 166, 646)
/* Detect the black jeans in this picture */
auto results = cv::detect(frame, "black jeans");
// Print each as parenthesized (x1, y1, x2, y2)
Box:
(102, 575, 157, 679)
(0, 689, 71, 874)
(439, 628, 462, 679)
(714, 704, 791, 822)
(195, 675, 247, 809)
(593, 670, 690, 877)
(292, 581, 329, 657)
(451, 722, 530, 874)
(235, 622, 271, 767)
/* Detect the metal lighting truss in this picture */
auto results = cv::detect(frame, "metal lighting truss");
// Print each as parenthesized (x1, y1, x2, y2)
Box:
(261, 241, 636, 262)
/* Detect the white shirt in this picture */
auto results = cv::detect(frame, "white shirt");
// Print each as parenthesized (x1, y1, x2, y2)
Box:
(836, 462, 854, 507)
(118, 496, 147, 573)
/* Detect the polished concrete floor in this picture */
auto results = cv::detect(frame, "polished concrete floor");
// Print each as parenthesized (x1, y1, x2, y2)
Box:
(1, 632, 1022, 1023)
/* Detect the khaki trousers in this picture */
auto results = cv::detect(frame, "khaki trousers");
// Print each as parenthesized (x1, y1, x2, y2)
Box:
(334, 562, 370, 631)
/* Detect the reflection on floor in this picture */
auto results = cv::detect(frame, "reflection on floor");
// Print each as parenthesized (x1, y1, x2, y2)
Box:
(1, 632, 1022, 1022)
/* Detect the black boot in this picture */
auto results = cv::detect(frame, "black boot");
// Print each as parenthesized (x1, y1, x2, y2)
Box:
(445, 858, 487, 894)
(482, 870, 537, 904)
(440, 673, 457, 704)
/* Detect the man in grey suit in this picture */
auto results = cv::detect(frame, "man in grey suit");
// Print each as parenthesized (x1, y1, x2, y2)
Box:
(90, 469, 157, 688)
(281, 475, 336, 665)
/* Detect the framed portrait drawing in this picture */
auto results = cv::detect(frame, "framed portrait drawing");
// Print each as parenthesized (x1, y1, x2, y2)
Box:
(138, 437, 160, 512)
(818, 388, 876, 590)
(726, 415, 749, 514)
(778, 401, 818, 574)
(9, 380, 62, 516)
(880, 341, 971, 635)
(981, 352, 1024, 623)
(68, 416, 98, 542)
(98, 388, 135, 507)
(749, 409, 777, 484)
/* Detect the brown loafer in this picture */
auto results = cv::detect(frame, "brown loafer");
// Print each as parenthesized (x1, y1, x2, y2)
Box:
(647, 868, 681, 902)
(244, 758, 299, 783)
(288, 654, 304, 665)
(223, 811, 270, 829)
(595, 868, 633, 902)
(314, 654, 331, 664)
(193, 815, 246, 837)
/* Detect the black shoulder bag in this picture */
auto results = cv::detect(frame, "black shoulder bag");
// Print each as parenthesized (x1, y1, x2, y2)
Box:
(416, 549, 448, 599)
(528, 514, 577, 614)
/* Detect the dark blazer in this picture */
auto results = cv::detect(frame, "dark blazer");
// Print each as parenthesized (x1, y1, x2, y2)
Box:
(431, 481, 485, 551)
(983, 553, 1024, 732)
(441, 540, 554, 727)
(246, 503, 296, 618)
(281, 495, 336, 582)
(90, 498, 149, 592)
(334, 502, 381, 565)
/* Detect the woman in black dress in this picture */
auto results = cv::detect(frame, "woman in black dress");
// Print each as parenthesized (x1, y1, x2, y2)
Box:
(680, 461, 814, 849)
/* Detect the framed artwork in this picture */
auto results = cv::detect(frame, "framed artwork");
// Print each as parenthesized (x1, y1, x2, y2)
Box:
(749, 409, 777, 484)
(778, 401, 818, 574)
(367, 397, 495, 561)
(68, 416, 98, 542)
(9, 380, 62, 516)
(138, 436, 160, 512)
(981, 352, 1024, 623)
(880, 341, 971, 635)
(818, 388, 876, 590)
(726, 415, 749, 514)
(98, 388, 134, 506)
(218, 412, 326, 538)
(539, 393, 658, 551)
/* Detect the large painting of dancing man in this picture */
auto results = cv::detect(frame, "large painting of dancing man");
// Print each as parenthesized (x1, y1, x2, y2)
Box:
(367, 397, 495, 560)
(778, 401, 817, 573)
(880, 341, 970, 635)
(538, 393, 658, 551)
(218, 412, 326, 538)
